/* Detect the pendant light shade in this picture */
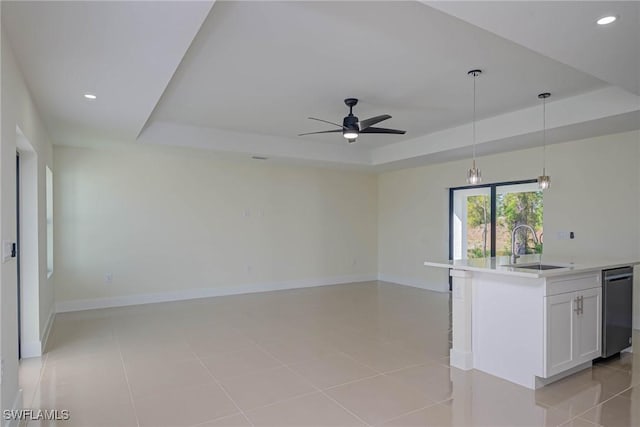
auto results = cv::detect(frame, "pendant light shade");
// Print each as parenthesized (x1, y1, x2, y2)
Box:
(467, 160, 481, 185)
(537, 92, 551, 190)
(466, 69, 482, 185)
(538, 173, 550, 189)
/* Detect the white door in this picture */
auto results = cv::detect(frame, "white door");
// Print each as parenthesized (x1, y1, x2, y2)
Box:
(576, 287, 602, 362)
(545, 292, 576, 377)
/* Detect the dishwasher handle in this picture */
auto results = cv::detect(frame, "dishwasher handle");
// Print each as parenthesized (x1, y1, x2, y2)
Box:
(604, 273, 633, 281)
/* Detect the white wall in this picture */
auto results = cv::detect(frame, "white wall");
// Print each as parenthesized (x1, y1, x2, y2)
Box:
(1, 25, 54, 413)
(53, 144, 378, 310)
(55, 130, 640, 327)
(378, 130, 640, 298)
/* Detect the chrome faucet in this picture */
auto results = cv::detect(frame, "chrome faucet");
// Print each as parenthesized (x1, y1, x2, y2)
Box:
(511, 224, 539, 264)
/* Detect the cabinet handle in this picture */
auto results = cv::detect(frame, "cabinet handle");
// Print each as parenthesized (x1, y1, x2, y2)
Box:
(579, 295, 584, 315)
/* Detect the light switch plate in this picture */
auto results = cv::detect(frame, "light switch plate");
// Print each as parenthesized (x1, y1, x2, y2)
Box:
(2, 240, 13, 263)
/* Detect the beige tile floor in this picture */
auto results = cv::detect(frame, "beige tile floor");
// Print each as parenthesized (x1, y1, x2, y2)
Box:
(19, 281, 640, 427)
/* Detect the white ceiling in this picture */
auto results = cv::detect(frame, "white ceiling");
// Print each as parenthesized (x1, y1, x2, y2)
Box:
(3, 1, 214, 145)
(3, 1, 639, 170)
(426, 1, 640, 95)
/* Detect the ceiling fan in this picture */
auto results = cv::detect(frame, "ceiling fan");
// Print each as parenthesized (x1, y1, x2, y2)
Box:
(299, 98, 406, 143)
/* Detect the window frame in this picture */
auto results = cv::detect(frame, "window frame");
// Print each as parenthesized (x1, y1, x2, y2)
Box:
(449, 179, 539, 261)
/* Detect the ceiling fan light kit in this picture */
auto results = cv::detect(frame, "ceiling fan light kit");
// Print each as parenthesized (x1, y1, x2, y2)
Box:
(298, 98, 406, 143)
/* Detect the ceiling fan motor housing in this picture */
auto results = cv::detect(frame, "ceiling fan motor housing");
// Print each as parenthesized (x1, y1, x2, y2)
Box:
(343, 115, 359, 130)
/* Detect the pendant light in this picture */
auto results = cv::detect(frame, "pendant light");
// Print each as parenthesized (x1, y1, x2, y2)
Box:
(537, 92, 551, 190)
(466, 69, 482, 185)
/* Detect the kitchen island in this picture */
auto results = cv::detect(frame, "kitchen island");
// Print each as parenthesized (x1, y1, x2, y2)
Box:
(425, 255, 637, 389)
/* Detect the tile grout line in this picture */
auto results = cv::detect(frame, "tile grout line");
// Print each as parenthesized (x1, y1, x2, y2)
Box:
(281, 349, 452, 425)
(312, 354, 449, 425)
(565, 383, 635, 425)
(235, 390, 321, 416)
(251, 339, 385, 384)
(188, 411, 251, 427)
(318, 389, 373, 427)
(544, 359, 640, 425)
(114, 329, 142, 427)
(122, 322, 247, 426)
(250, 330, 451, 425)
(374, 401, 446, 426)
(22, 352, 49, 411)
(321, 373, 383, 392)
(194, 353, 255, 427)
(250, 340, 373, 426)
(326, 343, 450, 377)
(283, 364, 374, 427)
(379, 361, 432, 376)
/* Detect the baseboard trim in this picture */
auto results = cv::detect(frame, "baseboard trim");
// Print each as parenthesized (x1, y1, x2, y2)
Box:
(40, 308, 55, 353)
(3, 389, 23, 427)
(378, 274, 449, 293)
(535, 361, 592, 389)
(20, 309, 55, 358)
(450, 349, 473, 371)
(20, 341, 42, 359)
(56, 274, 378, 313)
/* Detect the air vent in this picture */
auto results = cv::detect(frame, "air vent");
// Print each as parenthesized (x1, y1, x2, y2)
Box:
(251, 156, 268, 160)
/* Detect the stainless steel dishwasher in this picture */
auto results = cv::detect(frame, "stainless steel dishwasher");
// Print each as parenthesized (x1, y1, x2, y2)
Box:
(602, 267, 633, 358)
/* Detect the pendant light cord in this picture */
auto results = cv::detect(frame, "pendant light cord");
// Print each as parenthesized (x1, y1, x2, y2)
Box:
(472, 73, 477, 162)
(542, 96, 546, 173)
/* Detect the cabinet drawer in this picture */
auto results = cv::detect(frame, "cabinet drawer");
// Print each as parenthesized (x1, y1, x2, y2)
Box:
(546, 272, 600, 296)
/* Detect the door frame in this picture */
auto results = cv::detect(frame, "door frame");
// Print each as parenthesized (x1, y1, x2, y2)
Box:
(16, 152, 21, 359)
(16, 128, 42, 357)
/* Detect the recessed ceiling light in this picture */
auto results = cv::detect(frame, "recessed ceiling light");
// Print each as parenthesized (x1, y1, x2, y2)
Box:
(597, 16, 617, 25)
(84, 93, 97, 99)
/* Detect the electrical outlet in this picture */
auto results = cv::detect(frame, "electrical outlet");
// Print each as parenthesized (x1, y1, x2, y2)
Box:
(104, 273, 113, 284)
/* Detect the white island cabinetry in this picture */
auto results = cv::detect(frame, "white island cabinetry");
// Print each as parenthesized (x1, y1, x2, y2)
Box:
(424, 256, 637, 389)
(544, 273, 601, 378)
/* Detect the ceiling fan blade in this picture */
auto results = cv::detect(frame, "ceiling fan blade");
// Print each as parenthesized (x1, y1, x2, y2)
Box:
(308, 117, 345, 129)
(298, 129, 343, 136)
(359, 114, 391, 130)
(360, 127, 406, 135)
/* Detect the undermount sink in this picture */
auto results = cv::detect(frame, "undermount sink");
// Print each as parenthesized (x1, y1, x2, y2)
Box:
(502, 263, 567, 270)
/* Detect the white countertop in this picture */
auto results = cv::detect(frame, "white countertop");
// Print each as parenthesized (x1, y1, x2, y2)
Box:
(424, 254, 639, 278)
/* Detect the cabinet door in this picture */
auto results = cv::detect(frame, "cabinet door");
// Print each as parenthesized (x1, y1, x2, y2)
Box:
(576, 287, 602, 363)
(545, 292, 577, 377)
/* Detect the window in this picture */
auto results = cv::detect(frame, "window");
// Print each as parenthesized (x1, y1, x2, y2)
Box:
(46, 166, 53, 277)
(450, 180, 543, 260)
